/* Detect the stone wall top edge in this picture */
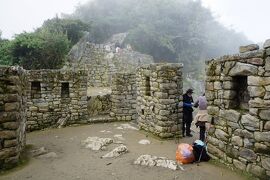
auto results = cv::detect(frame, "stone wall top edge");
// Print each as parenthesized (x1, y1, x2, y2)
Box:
(0, 66, 26, 77)
(206, 49, 265, 64)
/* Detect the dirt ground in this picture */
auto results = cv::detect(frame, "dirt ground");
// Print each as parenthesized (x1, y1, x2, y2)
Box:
(0, 122, 249, 180)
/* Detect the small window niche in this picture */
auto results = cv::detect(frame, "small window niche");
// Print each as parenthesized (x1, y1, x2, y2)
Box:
(233, 76, 250, 110)
(61, 82, 70, 98)
(31, 81, 41, 99)
(145, 76, 151, 96)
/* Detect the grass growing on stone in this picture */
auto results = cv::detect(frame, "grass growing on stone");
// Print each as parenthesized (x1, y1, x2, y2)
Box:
(209, 159, 255, 180)
(0, 144, 34, 176)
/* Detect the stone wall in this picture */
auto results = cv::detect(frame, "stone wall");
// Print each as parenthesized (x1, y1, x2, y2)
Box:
(26, 69, 88, 131)
(110, 73, 137, 121)
(68, 35, 154, 88)
(136, 63, 183, 138)
(205, 40, 270, 179)
(0, 66, 26, 169)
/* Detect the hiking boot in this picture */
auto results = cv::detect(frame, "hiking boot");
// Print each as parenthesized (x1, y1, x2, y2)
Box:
(186, 134, 193, 137)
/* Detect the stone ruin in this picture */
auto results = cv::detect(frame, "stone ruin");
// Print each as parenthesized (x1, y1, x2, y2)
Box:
(206, 40, 270, 179)
(137, 64, 183, 138)
(1, 29, 269, 179)
(26, 69, 88, 131)
(0, 62, 183, 170)
(0, 66, 26, 169)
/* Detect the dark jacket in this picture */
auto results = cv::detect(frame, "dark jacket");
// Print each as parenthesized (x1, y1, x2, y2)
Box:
(183, 93, 194, 113)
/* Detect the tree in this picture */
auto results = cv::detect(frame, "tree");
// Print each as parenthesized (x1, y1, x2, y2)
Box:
(39, 17, 90, 45)
(0, 39, 12, 66)
(10, 30, 70, 69)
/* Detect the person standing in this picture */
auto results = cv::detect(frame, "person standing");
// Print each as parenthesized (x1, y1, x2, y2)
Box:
(194, 93, 208, 141)
(182, 88, 194, 137)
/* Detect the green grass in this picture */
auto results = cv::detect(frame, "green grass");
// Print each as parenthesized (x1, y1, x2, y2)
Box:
(0, 144, 34, 176)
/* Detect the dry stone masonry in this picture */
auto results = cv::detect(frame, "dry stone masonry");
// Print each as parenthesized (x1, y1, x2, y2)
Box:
(0, 66, 27, 169)
(110, 73, 137, 121)
(26, 69, 88, 131)
(206, 39, 270, 179)
(136, 63, 183, 138)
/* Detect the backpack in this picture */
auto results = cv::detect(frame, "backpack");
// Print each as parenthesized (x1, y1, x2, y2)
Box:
(192, 140, 210, 162)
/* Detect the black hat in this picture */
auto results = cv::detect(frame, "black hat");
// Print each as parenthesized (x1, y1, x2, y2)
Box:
(186, 88, 193, 94)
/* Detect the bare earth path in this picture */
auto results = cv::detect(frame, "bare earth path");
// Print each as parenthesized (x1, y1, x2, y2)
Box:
(0, 122, 248, 180)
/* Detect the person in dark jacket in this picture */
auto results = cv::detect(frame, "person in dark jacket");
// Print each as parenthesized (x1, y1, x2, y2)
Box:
(182, 88, 194, 137)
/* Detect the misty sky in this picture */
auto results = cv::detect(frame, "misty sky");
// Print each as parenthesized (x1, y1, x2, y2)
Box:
(0, 0, 269, 43)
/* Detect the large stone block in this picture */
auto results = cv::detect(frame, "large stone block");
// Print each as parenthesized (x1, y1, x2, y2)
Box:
(231, 136, 243, 147)
(234, 129, 254, 139)
(0, 131, 17, 139)
(249, 98, 270, 108)
(248, 86, 265, 97)
(4, 103, 19, 112)
(263, 39, 270, 49)
(254, 143, 270, 154)
(264, 121, 270, 130)
(207, 106, 219, 115)
(249, 164, 266, 178)
(233, 159, 246, 171)
(248, 76, 270, 86)
(229, 62, 258, 76)
(259, 109, 270, 121)
(247, 58, 264, 65)
(215, 129, 229, 142)
(241, 114, 259, 131)
(239, 44, 259, 53)
(239, 148, 257, 162)
(219, 109, 240, 122)
(262, 158, 270, 170)
(254, 132, 270, 142)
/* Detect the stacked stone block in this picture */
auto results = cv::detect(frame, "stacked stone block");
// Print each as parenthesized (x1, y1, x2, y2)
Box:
(205, 40, 270, 179)
(110, 73, 137, 121)
(0, 66, 26, 169)
(136, 63, 183, 138)
(26, 69, 88, 131)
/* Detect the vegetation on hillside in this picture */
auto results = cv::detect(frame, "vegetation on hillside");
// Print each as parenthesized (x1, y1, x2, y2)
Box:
(69, 0, 250, 77)
(0, 18, 89, 69)
(0, 0, 250, 74)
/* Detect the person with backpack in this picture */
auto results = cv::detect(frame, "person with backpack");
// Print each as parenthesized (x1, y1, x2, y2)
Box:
(194, 93, 208, 141)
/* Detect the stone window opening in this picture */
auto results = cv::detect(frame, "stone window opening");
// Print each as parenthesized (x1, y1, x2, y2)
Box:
(31, 81, 41, 99)
(232, 76, 250, 111)
(61, 82, 70, 98)
(145, 76, 151, 96)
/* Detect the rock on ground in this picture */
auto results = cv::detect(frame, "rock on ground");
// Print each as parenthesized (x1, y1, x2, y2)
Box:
(134, 155, 183, 171)
(30, 147, 48, 157)
(37, 152, 58, 159)
(138, 139, 151, 145)
(102, 145, 128, 158)
(81, 137, 113, 151)
(116, 123, 139, 130)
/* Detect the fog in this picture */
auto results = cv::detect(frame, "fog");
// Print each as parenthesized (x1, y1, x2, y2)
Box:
(0, 0, 269, 42)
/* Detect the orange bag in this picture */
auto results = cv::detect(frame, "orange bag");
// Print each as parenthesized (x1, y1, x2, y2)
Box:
(176, 143, 195, 164)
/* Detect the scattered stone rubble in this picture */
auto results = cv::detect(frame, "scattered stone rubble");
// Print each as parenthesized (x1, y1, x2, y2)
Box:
(134, 155, 183, 171)
(81, 137, 113, 151)
(116, 123, 139, 130)
(138, 139, 151, 145)
(101, 145, 128, 158)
